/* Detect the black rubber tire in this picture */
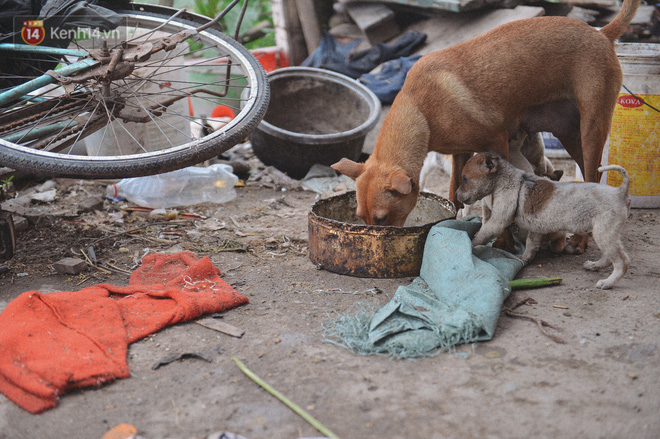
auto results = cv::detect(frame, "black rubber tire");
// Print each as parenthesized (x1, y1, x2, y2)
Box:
(0, 4, 269, 179)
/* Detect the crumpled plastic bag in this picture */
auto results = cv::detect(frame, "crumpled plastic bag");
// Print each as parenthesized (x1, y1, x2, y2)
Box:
(301, 164, 356, 194)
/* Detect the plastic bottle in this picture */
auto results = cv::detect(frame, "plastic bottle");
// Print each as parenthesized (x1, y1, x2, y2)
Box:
(106, 164, 239, 209)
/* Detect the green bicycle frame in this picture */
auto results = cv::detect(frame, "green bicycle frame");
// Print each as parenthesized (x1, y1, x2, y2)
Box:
(0, 43, 95, 107)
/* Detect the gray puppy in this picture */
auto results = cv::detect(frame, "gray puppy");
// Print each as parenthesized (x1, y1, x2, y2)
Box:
(456, 152, 631, 289)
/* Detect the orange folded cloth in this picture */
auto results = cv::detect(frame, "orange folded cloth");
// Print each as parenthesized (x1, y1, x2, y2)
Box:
(0, 252, 248, 414)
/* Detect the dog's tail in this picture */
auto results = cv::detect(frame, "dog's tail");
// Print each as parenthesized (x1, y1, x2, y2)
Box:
(598, 165, 631, 199)
(600, 0, 641, 42)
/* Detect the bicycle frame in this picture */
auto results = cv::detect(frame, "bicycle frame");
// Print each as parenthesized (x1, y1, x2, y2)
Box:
(0, 44, 94, 107)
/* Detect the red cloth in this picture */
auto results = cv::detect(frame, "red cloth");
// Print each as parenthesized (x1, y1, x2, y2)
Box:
(0, 252, 248, 414)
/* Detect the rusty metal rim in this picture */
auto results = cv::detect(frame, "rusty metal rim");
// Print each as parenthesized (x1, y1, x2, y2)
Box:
(309, 191, 455, 235)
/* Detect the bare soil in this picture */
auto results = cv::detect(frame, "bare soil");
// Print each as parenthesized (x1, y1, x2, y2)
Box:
(1, 156, 659, 439)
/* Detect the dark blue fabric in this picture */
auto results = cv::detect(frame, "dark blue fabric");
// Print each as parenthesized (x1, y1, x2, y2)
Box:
(303, 30, 426, 79)
(302, 31, 361, 70)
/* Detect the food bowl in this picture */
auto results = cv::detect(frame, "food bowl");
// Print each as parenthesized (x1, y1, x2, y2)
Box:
(308, 192, 456, 278)
(249, 67, 381, 179)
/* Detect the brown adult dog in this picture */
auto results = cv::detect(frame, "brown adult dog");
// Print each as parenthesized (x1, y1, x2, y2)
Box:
(332, 0, 640, 232)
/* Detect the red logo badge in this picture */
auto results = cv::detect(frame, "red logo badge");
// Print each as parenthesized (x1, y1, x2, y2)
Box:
(617, 94, 644, 108)
(21, 20, 45, 45)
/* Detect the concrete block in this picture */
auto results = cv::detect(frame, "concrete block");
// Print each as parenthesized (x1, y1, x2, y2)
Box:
(54, 257, 87, 275)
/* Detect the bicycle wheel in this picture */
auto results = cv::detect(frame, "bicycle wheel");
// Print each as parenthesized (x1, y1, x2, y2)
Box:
(0, 4, 269, 179)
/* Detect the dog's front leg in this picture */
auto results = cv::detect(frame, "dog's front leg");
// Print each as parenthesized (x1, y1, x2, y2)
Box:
(521, 232, 543, 263)
(472, 215, 512, 246)
(449, 153, 472, 207)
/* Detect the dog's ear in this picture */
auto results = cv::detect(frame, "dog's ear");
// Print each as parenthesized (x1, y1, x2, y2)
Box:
(549, 170, 564, 181)
(388, 172, 414, 195)
(483, 155, 499, 174)
(331, 158, 364, 180)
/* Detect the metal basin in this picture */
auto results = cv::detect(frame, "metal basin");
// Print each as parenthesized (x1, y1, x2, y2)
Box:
(308, 191, 456, 278)
(250, 67, 381, 179)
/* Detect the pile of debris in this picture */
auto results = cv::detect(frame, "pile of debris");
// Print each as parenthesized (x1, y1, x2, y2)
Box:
(281, 0, 659, 64)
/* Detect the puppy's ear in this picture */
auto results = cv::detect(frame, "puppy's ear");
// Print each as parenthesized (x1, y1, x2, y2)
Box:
(388, 172, 413, 195)
(550, 170, 564, 181)
(483, 155, 499, 174)
(331, 158, 364, 180)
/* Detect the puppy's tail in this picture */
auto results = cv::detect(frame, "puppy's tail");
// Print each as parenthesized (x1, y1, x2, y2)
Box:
(600, 0, 641, 42)
(598, 165, 631, 199)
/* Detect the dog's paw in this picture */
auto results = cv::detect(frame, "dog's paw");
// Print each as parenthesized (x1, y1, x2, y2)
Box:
(584, 260, 599, 271)
(519, 254, 534, 264)
(584, 259, 611, 271)
(472, 236, 488, 247)
(596, 279, 614, 290)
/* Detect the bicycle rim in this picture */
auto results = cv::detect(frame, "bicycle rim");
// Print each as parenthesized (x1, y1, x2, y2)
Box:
(0, 5, 269, 179)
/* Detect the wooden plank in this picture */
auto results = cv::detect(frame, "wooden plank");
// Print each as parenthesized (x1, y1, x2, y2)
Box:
(343, 0, 487, 13)
(408, 5, 546, 55)
(279, 0, 308, 65)
(196, 317, 245, 338)
(560, 0, 617, 8)
(295, 0, 323, 54)
(344, 2, 400, 44)
(599, 4, 656, 26)
(566, 6, 600, 24)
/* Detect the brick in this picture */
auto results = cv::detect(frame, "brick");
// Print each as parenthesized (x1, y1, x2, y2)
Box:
(53, 257, 87, 275)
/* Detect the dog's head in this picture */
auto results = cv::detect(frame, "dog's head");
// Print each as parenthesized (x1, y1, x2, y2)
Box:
(331, 157, 419, 227)
(455, 152, 502, 205)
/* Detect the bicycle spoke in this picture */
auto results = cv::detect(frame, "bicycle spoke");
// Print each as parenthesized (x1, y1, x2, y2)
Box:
(97, 97, 143, 156)
(0, 5, 268, 179)
(116, 80, 184, 148)
(62, 101, 103, 154)
(29, 98, 100, 152)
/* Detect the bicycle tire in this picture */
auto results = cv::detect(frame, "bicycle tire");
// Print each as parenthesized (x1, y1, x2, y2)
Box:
(0, 4, 269, 179)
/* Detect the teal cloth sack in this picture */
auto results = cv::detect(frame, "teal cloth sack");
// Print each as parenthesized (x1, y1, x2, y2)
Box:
(323, 217, 524, 359)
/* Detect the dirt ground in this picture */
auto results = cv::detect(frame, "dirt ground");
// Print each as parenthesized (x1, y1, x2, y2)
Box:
(0, 151, 659, 439)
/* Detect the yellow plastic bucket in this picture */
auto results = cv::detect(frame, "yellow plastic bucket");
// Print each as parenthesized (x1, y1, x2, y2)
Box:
(601, 43, 660, 208)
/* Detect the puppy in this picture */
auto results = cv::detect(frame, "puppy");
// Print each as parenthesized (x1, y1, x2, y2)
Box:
(419, 129, 566, 253)
(486, 131, 567, 254)
(455, 153, 631, 289)
(332, 0, 640, 228)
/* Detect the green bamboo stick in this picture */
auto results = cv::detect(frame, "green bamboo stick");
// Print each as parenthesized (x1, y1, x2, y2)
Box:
(231, 356, 341, 439)
(509, 277, 562, 290)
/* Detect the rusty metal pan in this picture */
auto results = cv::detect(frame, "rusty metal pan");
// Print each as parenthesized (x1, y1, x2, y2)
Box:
(308, 191, 456, 278)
